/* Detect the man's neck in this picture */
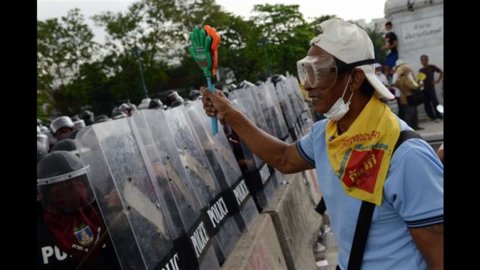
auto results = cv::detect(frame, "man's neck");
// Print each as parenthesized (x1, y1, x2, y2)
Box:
(337, 94, 371, 135)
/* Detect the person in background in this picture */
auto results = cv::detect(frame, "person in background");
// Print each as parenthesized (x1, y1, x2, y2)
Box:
(418, 54, 443, 122)
(189, 89, 203, 101)
(50, 116, 75, 142)
(94, 115, 111, 123)
(79, 110, 95, 126)
(165, 90, 185, 108)
(37, 151, 120, 269)
(149, 98, 165, 110)
(381, 21, 399, 79)
(375, 63, 399, 116)
(200, 19, 442, 269)
(394, 59, 424, 130)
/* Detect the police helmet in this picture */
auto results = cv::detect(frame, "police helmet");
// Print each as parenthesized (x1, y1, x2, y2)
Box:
(138, 98, 152, 110)
(111, 107, 127, 119)
(50, 139, 79, 155)
(166, 90, 184, 107)
(239, 80, 256, 89)
(189, 89, 202, 101)
(79, 110, 94, 126)
(227, 84, 237, 92)
(270, 74, 286, 86)
(118, 103, 132, 112)
(50, 116, 75, 135)
(73, 119, 86, 130)
(149, 98, 163, 109)
(37, 151, 94, 213)
(94, 114, 110, 123)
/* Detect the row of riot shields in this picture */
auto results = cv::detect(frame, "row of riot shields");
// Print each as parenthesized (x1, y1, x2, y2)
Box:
(74, 100, 260, 269)
(272, 75, 314, 139)
(227, 86, 283, 212)
(224, 76, 315, 212)
(67, 75, 312, 269)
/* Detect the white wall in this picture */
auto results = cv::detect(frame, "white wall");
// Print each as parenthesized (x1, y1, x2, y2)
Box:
(386, 2, 444, 103)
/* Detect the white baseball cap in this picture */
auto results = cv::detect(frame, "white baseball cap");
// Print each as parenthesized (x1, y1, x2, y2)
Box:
(309, 19, 395, 100)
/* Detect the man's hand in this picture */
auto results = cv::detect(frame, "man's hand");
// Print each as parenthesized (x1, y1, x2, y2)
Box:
(200, 86, 232, 124)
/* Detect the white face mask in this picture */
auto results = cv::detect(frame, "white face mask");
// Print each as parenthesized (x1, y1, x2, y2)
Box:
(324, 74, 354, 121)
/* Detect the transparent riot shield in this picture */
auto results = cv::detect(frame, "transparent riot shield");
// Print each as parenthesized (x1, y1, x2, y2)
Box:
(228, 89, 263, 168)
(186, 100, 259, 232)
(164, 106, 222, 203)
(227, 90, 278, 212)
(130, 111, 201, 238)
(284, 76, 313, 135)
(283, 78, 305, 136)
(275, 79, 300, 141)
(163, 106, 242, 265)
(260, 81, 290, 140)
(140, 109, 222, 269)
(247, 83, 278, 137)
(75, 121, 181, 270)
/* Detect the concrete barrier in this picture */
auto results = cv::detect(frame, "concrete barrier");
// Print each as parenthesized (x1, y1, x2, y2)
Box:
(221, 214, 288, 270)
(263, 173, 320, 270)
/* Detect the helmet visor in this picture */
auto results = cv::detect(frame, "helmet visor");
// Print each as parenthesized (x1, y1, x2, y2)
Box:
(296, 54, 337, 89)
(37, 166, 95, 213)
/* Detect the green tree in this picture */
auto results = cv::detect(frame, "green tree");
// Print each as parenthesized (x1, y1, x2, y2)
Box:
(250, 4, 315, 77)
(37, 8, 98, 115)
(365, 27, 386, 64)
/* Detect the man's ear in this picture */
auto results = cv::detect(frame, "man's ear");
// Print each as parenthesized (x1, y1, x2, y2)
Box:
(350, 69, 366, 92)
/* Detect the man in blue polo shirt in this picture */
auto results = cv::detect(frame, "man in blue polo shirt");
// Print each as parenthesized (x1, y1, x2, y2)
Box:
(200, 18, 443, 269)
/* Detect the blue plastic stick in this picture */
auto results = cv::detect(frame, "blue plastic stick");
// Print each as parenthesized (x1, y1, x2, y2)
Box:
(207, 77, 218, 135)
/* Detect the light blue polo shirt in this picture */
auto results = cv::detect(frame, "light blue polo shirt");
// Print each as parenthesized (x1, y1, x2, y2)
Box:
(297, 118, 443, 270)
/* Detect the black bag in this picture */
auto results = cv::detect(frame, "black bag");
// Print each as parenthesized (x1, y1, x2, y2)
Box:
(407, 90, 425, 106)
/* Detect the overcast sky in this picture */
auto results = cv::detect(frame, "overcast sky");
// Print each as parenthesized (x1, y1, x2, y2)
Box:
(38, 0, 387, 42)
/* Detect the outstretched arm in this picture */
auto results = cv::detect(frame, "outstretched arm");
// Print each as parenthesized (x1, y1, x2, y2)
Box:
(200, 87, 314, 173)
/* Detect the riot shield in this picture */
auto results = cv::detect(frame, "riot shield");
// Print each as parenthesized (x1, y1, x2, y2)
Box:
(284, 76, 313, 136)
(140, 109, 224, 269)
(227, 90, 278, 212)
(130, 111, 201, 238)
(247, 84, 278, 137)
(75, 120, 181, 270)
(164, 106, 222, 203)
(274, 79, 300, 141)
(260, 81, 290, 141)
(228, 89, 263, 168)
(186, 100, 259, 232)
(163, 106, 243, 265)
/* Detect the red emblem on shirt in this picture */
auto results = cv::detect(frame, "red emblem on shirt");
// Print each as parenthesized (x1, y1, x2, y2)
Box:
(342, 148, 385, 193)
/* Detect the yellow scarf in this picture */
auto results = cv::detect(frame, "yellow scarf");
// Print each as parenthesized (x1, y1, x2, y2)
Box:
(326, 96, 400, 205)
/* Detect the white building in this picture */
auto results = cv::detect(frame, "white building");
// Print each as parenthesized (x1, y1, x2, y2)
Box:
(385, 0, 444, 103)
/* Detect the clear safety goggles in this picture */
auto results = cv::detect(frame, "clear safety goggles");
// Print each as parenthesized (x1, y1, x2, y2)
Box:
(296, 54, 338, 89)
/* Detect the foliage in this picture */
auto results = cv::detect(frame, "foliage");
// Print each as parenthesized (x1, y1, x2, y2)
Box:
(37, 8, 98, 115)
(37, 1, 380, 118)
